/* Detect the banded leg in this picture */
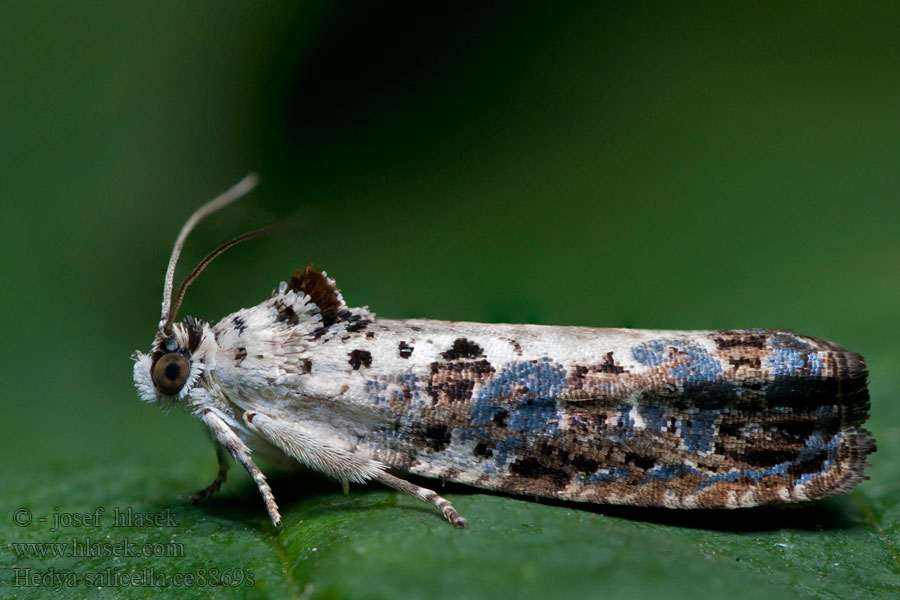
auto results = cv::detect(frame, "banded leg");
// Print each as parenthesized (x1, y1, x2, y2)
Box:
(190, 442, 229, 504)
(199, 408, 282, 527)
(374, 471, 467, 529)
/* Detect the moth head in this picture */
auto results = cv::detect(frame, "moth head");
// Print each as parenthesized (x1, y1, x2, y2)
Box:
(132, 174, 270, 408)
(133, 318, 212, 408)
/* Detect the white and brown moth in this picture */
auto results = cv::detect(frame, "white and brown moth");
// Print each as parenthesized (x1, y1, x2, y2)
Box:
(134, 176, 875, 528)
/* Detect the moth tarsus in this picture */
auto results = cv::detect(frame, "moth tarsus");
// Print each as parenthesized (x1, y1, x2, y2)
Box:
(189, 443, 229, 505)
(134, 177, 875, 529)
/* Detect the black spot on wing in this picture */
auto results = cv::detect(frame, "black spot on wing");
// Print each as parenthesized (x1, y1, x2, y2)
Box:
(441, 338, 484, 360)
(309, 309, 363, 339)
(348, 349, 372, 370)
(678, 381, 739, 407)
(537, 443, 600, 475)
(473, 442, 493, 458)
(346, 316, 371, 332)
(570, 454, 600, 474)
(770, 332, 811, 350)
(729, 356, 761, 369)
(398, 341, 414, 359)
(426, 359, 494, 404)
(509, 456, 570, 487)
(714, 333, 767, 350)
(423, 424, 452, 452)
(235, 347, 247, 366)
(598, 351, 626, 374)
(623, 452, 656, 471)
(231, 315, 247, 335)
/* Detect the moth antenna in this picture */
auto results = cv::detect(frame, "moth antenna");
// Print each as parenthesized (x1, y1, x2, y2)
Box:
(159, 174, 259, 336)
(166, 225, 276, 331)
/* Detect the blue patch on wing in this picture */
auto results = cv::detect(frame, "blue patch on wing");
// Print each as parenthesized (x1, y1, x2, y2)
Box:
(693, 427, 842, 490)
(364, 379, 389, 404)
(637, 401, 843, 491)
(494, 437, 520, 468)
(471, 358, 568, 435)
(680, 411, 719, 454)
(765, 334, 824, 377)
(507, 398, 559, 433)
(637, 401, 720, 455)
(766, 348, 806, 375)
(587, 467, 629, 483)
(609, 404, 638, 440)
(639, 402, 668, 430)
(645, 463, 701, 480)
(632, 339, 723, 383)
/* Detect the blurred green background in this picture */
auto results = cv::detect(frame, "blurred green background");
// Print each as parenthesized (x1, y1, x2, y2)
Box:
(2, 2, 899, 598)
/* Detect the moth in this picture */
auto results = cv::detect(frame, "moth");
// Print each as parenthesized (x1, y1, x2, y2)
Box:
(133, 176, 876, 528)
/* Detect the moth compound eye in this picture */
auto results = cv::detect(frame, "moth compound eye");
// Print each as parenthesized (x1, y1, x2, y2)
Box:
(152, 352, 191, 396)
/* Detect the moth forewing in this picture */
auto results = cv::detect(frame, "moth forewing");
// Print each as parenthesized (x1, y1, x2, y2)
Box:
(215, 293, 874, 512)
(134, 179, 875, 529)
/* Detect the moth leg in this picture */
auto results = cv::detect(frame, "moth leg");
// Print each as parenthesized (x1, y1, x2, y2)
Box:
(241, 410, 466, 528)
(199, 408, 282, 527)
(374, 471, 468, 529)
(190, 443, 229, 505)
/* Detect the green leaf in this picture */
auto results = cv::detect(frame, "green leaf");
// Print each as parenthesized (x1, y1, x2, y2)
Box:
(2, 448, 898, 599)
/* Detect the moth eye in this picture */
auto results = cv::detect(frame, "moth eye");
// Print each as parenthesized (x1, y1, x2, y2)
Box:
(152, 352, 191, 396)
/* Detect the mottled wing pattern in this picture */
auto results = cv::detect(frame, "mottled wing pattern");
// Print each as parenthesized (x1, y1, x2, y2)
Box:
(213, 268, 874, 509)
(358, 328, 873, 508)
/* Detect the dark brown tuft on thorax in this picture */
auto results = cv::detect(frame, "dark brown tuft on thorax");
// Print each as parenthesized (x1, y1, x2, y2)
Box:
(291, 264, 341, 326)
